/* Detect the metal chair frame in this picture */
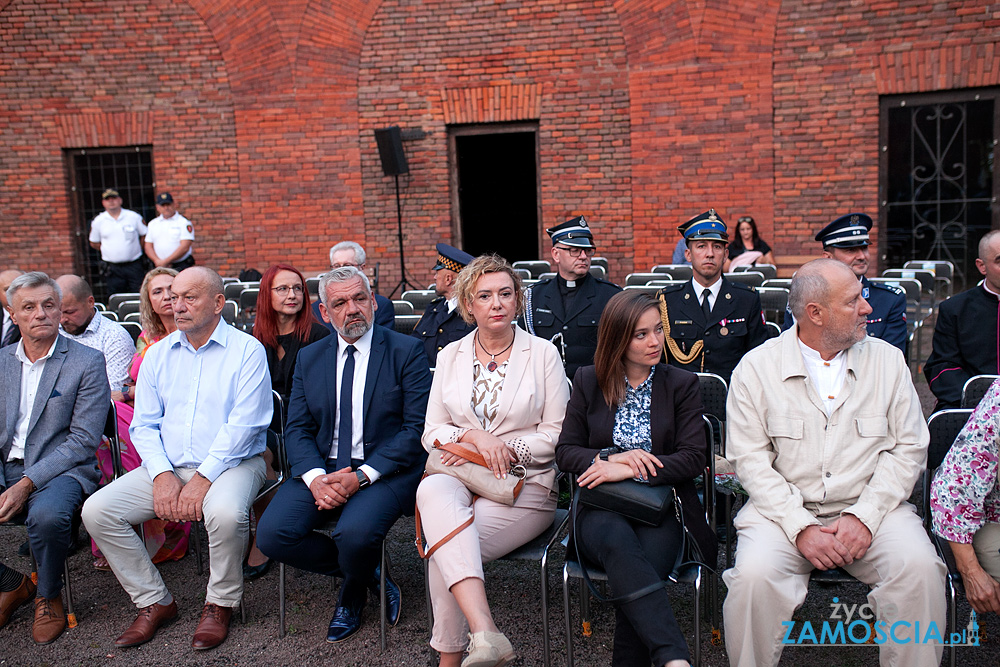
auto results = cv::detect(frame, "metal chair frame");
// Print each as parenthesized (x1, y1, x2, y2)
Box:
(961, 375, 1000, 409)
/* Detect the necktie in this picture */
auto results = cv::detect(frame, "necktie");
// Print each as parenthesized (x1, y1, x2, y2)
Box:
(701, 288, 713, 322)
(336, 344, 357, 470)
(1, 318, 16, 348)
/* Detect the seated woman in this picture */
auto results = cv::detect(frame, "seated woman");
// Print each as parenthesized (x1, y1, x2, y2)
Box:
(725, 215, 775, 271)
(931, 378, 1000, 614)
(416, 254, 570, 667)
(94, 267, 190, 568)
(555, 290, 716, 667)
(245, 263, 330, 579)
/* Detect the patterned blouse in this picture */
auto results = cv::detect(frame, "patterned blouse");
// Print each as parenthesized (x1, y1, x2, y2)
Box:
(612, 365, 655, 453)
(931, 379, 1000, 544)
(466, 359, 532, 465)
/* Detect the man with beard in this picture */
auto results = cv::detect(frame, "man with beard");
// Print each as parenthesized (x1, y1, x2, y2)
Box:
(520, 216, 621, 378)
(722, 259, 945, 667)
(657, 209, 767, 385)
(257, 266, 432, 644)
(56, 275, 135, 399)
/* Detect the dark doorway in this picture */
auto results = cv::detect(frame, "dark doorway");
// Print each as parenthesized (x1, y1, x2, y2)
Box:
(451, 125, 540, 262)
(65, 146, 156, 302)
(881, 90, 997, 290)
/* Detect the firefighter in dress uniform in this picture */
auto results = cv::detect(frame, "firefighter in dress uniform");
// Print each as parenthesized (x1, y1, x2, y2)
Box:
(410, 243, 475, 367)
(657, 209, 768, 385)
(520, 216, 621, 379)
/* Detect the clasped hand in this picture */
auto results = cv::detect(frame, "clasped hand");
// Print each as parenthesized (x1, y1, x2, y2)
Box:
(153, 471, 212, 522)
(795, 515, 872, 570)
(578, 449, 663, 489)
(309, 467, 359, 510)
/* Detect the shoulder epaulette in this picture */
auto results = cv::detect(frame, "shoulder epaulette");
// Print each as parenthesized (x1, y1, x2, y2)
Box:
(870, 282, 904, 295)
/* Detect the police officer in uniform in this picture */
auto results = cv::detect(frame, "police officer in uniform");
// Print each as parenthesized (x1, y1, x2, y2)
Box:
(410, 243, 475, 367)
(520, 216, 621, 379)
(782, 213, 907, 354)
(657, 209, 767, 384)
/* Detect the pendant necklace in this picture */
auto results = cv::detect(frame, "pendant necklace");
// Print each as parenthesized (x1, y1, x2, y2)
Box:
(476, 330, 515, 372)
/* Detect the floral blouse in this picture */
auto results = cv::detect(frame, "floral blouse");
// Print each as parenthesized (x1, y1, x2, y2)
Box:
(931, 379, 1000, 544)
(612, 365, 655, 453)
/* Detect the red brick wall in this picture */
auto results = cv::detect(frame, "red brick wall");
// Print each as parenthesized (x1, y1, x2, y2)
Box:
(1, 0, 998, 286)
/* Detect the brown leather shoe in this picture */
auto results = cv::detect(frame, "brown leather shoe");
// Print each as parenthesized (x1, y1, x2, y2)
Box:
(0, 575, 36, 629)
(114, 600, 179, 647)
(32, 595, 66, 645)
(191, 603, 232, 650)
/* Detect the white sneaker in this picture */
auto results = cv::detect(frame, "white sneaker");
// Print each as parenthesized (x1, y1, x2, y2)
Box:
(461, 630, 516, 667)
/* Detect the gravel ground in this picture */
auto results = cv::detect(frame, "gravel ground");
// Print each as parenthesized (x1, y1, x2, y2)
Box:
(2, 319, 997, 666)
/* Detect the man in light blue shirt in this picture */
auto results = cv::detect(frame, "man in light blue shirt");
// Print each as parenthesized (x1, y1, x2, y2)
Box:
(83, 267, 271, 652)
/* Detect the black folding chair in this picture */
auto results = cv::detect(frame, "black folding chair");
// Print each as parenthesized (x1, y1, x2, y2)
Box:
(961, 375, 999, 409)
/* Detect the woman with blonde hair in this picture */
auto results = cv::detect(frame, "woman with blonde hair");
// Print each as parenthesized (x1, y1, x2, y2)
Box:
(416, 254, 569, 667)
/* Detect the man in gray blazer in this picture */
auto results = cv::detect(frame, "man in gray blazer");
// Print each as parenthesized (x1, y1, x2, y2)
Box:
(0, 272, 109, 645)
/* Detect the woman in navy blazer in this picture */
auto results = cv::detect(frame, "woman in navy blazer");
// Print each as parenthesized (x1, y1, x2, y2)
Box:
(555, 290, 716, 667)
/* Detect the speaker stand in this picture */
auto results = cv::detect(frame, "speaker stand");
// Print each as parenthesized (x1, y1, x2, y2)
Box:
(388, 174, 416, 298)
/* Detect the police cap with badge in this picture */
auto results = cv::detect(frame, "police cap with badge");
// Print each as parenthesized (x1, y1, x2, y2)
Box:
(433, 243, 474, 274)
(414, 242, 476, 367)
(816, 213, 872, 249)
(547, 215, 596, 249)
(679, 208, 729, 242)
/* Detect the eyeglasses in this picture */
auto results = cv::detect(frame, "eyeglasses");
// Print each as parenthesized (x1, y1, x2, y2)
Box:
(554, 245, 595, 257)
(331, 262, 361, 269)
(271, 285, 304, 296)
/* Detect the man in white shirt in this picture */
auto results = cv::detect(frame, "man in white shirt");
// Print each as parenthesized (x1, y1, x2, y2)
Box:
(144, 192, 195, 271)
(88, 189, 148, 295)
(723, 259, 945, 667)
(83, 267, 270, 651)
(55, 275, 135, 400)
(0, 269, 24, 348)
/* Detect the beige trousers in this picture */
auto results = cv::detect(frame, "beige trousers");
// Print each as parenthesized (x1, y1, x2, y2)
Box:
(82, 457, 265, 609)
(416, 474, 555, 653)
(723, 501, 946, 667)
(973, 522, 1000, 580)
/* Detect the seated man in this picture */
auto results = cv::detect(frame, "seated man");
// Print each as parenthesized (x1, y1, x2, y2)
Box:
(82, 267, 271, 650)
(931, 378, 1000, 614)
(257, 266, 431, 643)
(55, 274, 136, 400)
(723, 259, 945, 667)
(410, 242, 475, 366)
(0, 272, 109, 644)
(311, 241, 394, 332)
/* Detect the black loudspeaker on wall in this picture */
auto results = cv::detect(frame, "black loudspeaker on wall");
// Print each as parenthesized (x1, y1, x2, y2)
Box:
(374, 126, 409, 176)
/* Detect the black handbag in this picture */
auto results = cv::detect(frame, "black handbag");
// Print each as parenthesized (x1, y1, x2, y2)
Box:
(577, 479, 673, 527)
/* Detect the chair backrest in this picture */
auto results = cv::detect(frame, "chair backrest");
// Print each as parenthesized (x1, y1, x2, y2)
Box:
(765, 321, 781, 339)
(536, 272, 557, 281)
(239, 288, 260, 313)
(101, 310, 119, 322)
(697, 372, 728, 424)
(123, 311, 142, 324)
(511, 260, 551, 278)
(392, 299, 415, 315)
(108, 293, 141, 312)
(591, 256, 609, 272)
(903, 260, 954, 298)
(733, 263, 777, 280)
(756, 286, 789, 324)
(927, 409, 974, 470)
(723, 271, 764, 288)
(762, 278, 792, 290)
(513, 268, 531, 281)
(400, 289, 436, 313)
(882, 268, 935, 296)
(962, 375, 1000, 409)
(625, 272, 663, 286)
(120, 321, 142, 344)
(306, 276, 321, 298)
(116, 300, 141, 318)
(270, 390, 285, 435)
(222, 300, 239, 324)
(104, 400, 125, 479)
(394, 313, 421, 335)
(645, 280, 686, 289)
(588, 265, 607, 281)
(622, 285, 661, 295)
(651, 264, 693, 281)
(868, 277, 921, 306)
(224, 281, 256, 301)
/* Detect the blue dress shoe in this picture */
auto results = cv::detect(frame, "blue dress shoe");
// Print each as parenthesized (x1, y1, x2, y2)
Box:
(326, 606, 363, 643)
(370, 566, 402, 627)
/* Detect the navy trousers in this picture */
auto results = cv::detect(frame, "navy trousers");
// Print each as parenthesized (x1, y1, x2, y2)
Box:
(257, 462, 403, 611)
(4, 463, 82, 599)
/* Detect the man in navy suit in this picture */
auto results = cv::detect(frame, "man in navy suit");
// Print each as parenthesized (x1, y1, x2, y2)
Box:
(0, 272, 109, 644)
(258, 266, 431, 643)
(311, 241, 395, 331)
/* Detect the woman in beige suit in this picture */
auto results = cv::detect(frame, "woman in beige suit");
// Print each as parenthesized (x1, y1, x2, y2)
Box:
(416, 254, 570, 667)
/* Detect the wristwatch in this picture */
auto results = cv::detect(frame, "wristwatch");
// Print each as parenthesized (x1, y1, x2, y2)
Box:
(355, 469, 371, 489)
(598, 447, 618, 461)
(121, 384, 130, 399)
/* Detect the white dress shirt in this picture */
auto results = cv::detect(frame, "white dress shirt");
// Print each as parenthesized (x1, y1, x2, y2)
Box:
(60, 308, 136, 389)
(10, 338, 59, 460)
(130, 320, 271, 482)
(145, 212, 194, 261)
(797, 337, 848, 416)
(692, 276, 723, 313)
(301, 327, 381, 489)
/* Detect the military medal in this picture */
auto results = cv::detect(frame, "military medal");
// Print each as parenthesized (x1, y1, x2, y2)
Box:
(719, 318, 728, 336)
